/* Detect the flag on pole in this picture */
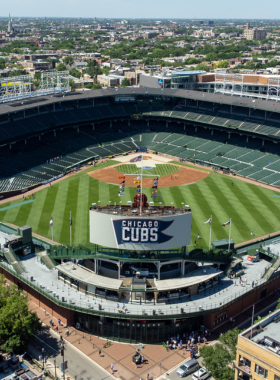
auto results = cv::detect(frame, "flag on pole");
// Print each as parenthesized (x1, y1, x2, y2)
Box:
(136, 185, 140, 189)
(119, 185, 124, 189)
(70, 213, 72, 226)
(119, 180, 125, 184)
(135, 189, 141, 193)
(134, 180, 141, 184)
(153, 177, 159, 181)
(136, 176, 141, 180)
(119, 176, 125, 179)
(152, 190, 157, 194)
(203, 217, 212, 224)
(153, 181, 158, 186)
(152, 185, 158, 189)
(20, 353, 26, 358)
(118, 193, 125, 197)
(222, 221, 231, 226)
(49, 216, 53, 226)
(151, 194, 157, 198)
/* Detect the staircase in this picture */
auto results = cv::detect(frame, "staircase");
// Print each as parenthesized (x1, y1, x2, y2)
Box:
(37, 250, 57, 269)
(262, 257, 280, 280)
(224, 256, 242, 277)
(3, 247, 25, 274)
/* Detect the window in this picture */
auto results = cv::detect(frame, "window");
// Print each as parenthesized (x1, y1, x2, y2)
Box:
(275, 376, 280, 380)
(255, 364, 268, 379)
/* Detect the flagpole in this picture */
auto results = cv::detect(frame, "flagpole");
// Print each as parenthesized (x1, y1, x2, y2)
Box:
(228, 218, 232, 252)
(209, 215, 212, 250)
(51, 213, 53, 244)
(70, 211, 72, 246)
(140, 154, 143, 216)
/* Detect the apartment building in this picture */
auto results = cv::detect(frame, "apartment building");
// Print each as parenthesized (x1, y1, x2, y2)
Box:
(21, 60, 52, 71)
(244, 23, 267, 40)
(235, 310, 280, 380)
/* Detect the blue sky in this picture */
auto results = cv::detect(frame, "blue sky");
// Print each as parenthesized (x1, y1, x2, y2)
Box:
(4, 0, 280, 19)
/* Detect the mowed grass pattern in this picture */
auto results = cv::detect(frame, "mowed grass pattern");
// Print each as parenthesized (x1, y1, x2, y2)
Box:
(115, 164, 179, 178)
(1, 161, 280, 247)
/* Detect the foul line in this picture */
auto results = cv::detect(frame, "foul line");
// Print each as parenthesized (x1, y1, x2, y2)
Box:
(0, 199, 34, 211)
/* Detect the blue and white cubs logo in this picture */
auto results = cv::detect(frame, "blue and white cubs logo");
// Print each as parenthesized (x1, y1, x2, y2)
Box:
(113, 219, 174, 245)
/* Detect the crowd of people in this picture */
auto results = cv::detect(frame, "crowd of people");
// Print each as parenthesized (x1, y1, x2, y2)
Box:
(165, 329, 209, 356)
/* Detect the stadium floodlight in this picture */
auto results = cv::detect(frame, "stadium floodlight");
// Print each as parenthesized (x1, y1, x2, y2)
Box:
(0, 71, 70, 104)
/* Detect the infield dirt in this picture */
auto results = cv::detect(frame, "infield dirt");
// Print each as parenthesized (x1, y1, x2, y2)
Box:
(88, 163, 209, 187)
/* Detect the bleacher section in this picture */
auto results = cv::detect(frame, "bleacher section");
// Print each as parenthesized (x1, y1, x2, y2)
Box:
(1, 96, 280, 193)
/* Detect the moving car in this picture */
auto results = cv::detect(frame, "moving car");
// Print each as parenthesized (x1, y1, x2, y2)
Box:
(176, 359, 199, 378)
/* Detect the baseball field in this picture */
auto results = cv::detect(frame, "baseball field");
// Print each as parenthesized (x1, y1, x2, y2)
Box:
(0, 159, 279, 248)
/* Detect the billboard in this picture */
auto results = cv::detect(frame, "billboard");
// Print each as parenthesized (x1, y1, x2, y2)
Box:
(90, 210, 192, 250)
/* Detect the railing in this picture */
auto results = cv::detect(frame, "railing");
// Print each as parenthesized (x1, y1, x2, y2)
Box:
(48, 245, 233, 264)
(0, 260, 273, 320)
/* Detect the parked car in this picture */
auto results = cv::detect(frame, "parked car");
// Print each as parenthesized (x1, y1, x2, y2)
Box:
(192, 367, 210, 380)
(176, 359, 199, 378)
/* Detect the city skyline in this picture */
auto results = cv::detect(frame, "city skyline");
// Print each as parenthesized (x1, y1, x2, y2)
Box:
(2, 0, 280, 20)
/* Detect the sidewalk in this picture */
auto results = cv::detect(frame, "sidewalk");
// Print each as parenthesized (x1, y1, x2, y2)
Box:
(30, 301, 213, 380)
(29, 291, 279, 380)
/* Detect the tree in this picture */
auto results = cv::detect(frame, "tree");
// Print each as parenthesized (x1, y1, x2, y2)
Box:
(69, 68, 81, 78)
(101, 67, 110, 75)
(121, 77, 130, 87)
(63, 56, 74, 66)
(0, 275, 41, 352)
(0, 59, 6, 70)
(92, 83, 102, 89)
(86, 60, 102, 78)
(196, 64, 211, 72)
(215, 61, 229, 69)
(199, 329, 240, 380)
(56, 63, 67, 71)
(69, 78, 76, 91)
(34, 72, 41, 81)
(200, 344, 234, 380)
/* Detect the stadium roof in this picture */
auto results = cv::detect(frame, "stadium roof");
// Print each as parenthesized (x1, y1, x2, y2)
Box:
(1, 88, 280, 115)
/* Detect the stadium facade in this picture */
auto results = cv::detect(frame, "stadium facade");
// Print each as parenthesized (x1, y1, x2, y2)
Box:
(0, 88, 280, 343)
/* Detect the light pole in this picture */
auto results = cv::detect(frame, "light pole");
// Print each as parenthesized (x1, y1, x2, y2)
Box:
(42, 348, 45, 370)
(53, 358, 56, 379)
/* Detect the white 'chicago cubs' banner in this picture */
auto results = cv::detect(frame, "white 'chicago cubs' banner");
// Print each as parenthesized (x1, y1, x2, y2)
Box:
(113, 219, 174, 245)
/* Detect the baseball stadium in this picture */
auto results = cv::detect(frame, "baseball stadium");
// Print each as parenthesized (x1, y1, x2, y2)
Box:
(0, 84, 280, 344)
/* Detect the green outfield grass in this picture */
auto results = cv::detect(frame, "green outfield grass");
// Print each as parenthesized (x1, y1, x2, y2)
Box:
(1, 160, 280, 248)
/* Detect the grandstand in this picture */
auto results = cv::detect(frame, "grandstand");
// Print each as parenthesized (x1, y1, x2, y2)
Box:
(1, 88, 280, 196)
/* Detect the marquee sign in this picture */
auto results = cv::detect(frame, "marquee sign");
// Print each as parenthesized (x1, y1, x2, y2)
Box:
(113, 219, 174, 245)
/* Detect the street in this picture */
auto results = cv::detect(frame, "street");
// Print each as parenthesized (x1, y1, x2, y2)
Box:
(160, 355, 205, 380)
(28, 326, 113, 380)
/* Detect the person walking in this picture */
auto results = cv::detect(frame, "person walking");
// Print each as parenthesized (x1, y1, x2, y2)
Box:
(197, 233, 200, 240)
(110, 363, 114, 374)
(251, 230, 253, 236)
(44, 309, 46, 315)
(99, 349, 101, 357)
(147, 374, 149, 380)
(141, 356, 145, 364)
(58, 318, 61, 325)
